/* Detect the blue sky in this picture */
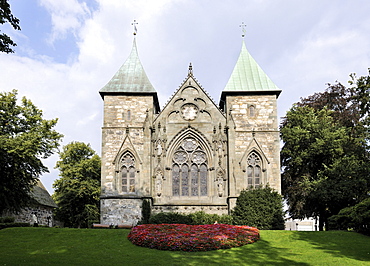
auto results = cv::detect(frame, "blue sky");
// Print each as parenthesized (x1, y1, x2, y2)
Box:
(1, 0, 370, 193)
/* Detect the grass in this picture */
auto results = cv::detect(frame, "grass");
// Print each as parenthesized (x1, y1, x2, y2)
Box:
(0, 228, 369, 265)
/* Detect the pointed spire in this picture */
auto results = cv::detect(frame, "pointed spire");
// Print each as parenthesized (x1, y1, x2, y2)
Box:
(223, 40, 280, 92)
(99, 38, 156, 94)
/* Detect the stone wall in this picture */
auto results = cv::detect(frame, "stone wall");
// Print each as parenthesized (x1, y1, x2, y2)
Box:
(101, 198, 142, 226)
(4, 205, 55, 227)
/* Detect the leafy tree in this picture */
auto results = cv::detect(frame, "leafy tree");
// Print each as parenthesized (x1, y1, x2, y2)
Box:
(232, 186, 285, 229)
(0, 90, 63, 215)
(329, 197, 370, 235)
(53, 142, 101, 228)
(0, 0, 21, 53)
(281, 71, 370, 230)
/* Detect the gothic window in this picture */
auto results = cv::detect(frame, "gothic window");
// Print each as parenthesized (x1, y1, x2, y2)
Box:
(120, 152, 136, 193)
(172, 138, 208, 196)
(247, 152, 261, 188)
(249, 105, 255, 117)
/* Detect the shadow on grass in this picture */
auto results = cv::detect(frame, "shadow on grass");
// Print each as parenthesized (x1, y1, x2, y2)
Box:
(293, 231, 370, 263)
(166, 237, 309, 266)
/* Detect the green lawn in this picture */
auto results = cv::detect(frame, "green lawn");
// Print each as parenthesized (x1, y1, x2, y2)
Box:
(0, 228, 369, 265)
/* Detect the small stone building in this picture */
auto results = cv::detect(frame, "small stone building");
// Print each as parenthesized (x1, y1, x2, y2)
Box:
(5, 180, 57, 226)
(99, 36, 281, 225)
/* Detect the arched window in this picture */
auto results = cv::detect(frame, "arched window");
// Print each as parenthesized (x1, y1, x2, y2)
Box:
(172, 138, 208, 196)
(120, 152, 136, 193)
(247, 152, 261, 188)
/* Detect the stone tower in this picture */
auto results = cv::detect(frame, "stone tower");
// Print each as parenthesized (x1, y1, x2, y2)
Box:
(219, 41, 281, 210)
(99, 38, 159, 225)
(99, 35, 281, 226)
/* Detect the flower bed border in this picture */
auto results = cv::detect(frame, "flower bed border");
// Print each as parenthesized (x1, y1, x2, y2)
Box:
(128, 224, 260, 252)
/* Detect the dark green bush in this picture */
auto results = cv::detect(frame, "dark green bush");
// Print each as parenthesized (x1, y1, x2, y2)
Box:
(0, 217, 15, 223)
(141, 199, 151, 224)
(149, 212, 193, 224)
(0, 222, 30, 229)
(232, 186, 285, 229)
(329, 197, 370, 235)
(188, 211, 233, 225)
(149, 211, 233, 225)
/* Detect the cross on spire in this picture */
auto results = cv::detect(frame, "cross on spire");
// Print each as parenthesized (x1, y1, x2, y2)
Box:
(239, 22, 246, 38)
(132, 20, 138, 35)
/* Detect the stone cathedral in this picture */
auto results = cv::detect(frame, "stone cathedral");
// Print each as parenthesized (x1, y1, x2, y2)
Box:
(99, 35, 282, 226)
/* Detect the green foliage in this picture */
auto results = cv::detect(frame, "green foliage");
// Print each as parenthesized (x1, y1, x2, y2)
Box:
(0, 0, 21, 53)
(0, 216, 14, 223)
(0, 90, 63, 215)
(281, 72, 370, 230)
(0, 222, 30, 229)
(148, 211, 233, 225)
(188, 211, 233, 225)
(149, 212, 193, 224)
(140, 199, 151, 224)
(329, 197, 370, 235)
(232, 186, 285, 230)
(53, 142, 101, 228)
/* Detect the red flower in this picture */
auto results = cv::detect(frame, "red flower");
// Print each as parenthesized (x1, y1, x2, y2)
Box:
(127, 224, 260, 252)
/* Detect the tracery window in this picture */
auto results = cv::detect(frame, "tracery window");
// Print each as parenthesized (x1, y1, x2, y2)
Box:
(247, 152, 261, 188)
(172, 138, 207, 196)
(120, 152, 136, 193)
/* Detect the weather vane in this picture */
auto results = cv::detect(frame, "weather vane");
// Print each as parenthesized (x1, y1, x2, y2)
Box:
(132, 20, 138, 35)
(239, 22, 246, 38)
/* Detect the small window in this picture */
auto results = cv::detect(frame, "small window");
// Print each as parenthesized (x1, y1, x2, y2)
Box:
(127, 110, 131, 121)
(249, 106, 255, 117)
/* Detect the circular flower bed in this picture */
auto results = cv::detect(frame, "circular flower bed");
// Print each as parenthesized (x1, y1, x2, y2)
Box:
(128, 224, 259, 252)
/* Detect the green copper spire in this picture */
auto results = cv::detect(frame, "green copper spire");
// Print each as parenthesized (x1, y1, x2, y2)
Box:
(223, 41, 280, 92)
(99, 38, 156, 94)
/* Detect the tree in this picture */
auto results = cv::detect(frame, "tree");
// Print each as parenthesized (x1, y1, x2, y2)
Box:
(0, 90, 63, 215)
(232, 186, 285, 229)
(0, 0, 21, 53)
(281, 71, 370, 230)
(53, 142, 101, 228)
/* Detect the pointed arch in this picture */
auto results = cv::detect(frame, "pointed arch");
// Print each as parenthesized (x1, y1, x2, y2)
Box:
(167, 127, 212, 197)
(118, 151, 137, 193)
(246, 151, 262, 188)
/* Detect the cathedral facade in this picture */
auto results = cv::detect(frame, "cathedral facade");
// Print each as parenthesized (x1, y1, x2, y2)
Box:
(99, 37, 281, 225)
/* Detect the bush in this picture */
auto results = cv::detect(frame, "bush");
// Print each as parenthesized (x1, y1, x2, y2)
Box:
(0, 222, 30, 229)
(329, 197, 370, 234)
(232, 186, 285, 229)
(149, 212, 193, 224)
(148, 211, 233, 225)
(0, 217, 15, 223)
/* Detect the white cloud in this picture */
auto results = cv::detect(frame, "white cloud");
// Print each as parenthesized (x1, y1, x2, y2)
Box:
(39, 0, 92, 43)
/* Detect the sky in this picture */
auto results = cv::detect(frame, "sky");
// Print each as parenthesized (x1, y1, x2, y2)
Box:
(1, 0, 370, 194)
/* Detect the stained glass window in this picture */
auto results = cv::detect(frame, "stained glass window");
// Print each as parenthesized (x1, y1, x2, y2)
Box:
(172, 138, 208, 196)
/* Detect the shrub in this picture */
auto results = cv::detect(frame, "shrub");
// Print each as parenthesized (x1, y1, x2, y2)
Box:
(149, 212, 193, 224)
(0, 222, 30, 229)
(232, 186, 285, 229)
(329, 197, 370, 235)
(0, 217, 15, 223)
(140, 199, 151, 224)
(188, 211, 233, 225)
(149, 211, 233, 225)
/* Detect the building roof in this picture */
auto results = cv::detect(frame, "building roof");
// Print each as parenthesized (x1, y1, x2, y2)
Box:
(99, 38, 157, 95)
(223, 41, 280, 93)
(30, 180, 57, 208)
